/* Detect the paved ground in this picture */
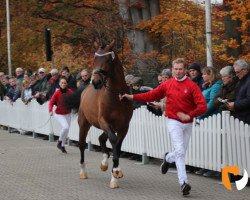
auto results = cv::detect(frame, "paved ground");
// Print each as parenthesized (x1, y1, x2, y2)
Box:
(0, 129, 249, 200)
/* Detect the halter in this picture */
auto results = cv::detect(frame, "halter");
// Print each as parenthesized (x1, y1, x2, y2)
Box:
(92, 51, 115, 90)
(93, 51, 127, 95)
(94, 51, 115, 60)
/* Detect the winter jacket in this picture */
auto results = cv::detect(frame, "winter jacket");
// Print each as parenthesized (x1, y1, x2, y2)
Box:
(199, 80, 222, 119)
(234, 72, 250, 124)
(214, 79, 239, 114)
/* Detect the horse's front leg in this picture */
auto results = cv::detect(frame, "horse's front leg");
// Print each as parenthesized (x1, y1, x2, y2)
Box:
(79, 121, 90, 179)
(79, 142, 88, 179)
(99, 132, 110, 171)
(109, 134, 124, 189)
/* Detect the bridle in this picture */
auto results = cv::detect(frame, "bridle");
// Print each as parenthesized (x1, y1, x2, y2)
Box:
(93, 51, 115, 88)
(92, 51, 127, 95)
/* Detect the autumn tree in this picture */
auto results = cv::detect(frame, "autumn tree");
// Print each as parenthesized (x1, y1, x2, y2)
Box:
(221, 0, 250, 63)
(0, 0, 131, 73)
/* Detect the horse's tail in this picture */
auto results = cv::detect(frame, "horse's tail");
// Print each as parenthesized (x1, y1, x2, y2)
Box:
(62, 88, 83, 112)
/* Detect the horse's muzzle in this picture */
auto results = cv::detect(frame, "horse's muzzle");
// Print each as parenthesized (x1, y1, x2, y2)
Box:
(92, 79, 103, 89)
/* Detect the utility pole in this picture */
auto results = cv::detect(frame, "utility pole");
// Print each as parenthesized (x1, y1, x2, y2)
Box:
(6, 0, 12, 75)
(205, 0, 213, 67)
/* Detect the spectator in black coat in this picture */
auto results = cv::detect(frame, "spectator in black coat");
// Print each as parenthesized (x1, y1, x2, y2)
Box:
(78, 69, 91, 91)
(61, 66, 77, 91)
(188, 63, 204, 91)
(227, 59, 250, 124)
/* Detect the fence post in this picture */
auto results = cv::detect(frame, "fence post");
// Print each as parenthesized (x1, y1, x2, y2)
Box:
(142, 153, 149, 164)
(221, 111, 230, 168)
(87, 141, 93, 151)
(68, 139, 73, 146)
(141, 106, 149, 164)
(33, 131, 37, 138)
(49, 119, 54, 142)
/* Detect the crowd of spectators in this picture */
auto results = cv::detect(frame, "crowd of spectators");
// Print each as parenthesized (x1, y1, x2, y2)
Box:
(0, 66, 91, 106)
(0, 59, 249, 175)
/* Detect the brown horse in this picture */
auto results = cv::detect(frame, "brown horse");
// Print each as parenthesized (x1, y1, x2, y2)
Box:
(78, 41, 133, 188)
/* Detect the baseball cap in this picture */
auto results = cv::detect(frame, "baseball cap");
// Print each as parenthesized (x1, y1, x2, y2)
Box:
(38, 68, 45, 73)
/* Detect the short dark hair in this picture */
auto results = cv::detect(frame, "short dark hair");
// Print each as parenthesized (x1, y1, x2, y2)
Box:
(62, 65, 69, 73)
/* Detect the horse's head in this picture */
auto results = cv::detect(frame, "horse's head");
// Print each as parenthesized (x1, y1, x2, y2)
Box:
(92, 40, 116, 89)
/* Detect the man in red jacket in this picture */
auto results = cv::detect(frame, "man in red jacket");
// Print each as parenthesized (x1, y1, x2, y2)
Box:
(120, 58, 207, 196)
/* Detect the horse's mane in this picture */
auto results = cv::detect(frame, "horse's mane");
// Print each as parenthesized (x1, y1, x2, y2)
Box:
(62, 87, 86, 112)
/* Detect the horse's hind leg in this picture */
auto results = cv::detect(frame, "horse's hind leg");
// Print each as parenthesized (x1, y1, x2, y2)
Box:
(78, 118, 91, 179)
(99, 132, 110, 171)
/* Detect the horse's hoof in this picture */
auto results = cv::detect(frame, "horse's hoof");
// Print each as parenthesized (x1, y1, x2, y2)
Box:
(80, 172, 88, 179)
(112, 170, 123, 179)
(100, 164, 108, 171)
(110, 181, 119, 189)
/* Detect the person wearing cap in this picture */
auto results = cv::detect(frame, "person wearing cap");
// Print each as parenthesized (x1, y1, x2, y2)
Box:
(188, 63, 204, 91)
(33, 67, 51, 105)
(120, 58, 207, 196)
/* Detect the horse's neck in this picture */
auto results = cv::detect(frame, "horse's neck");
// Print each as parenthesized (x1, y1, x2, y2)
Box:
(107, 61, 128, 92)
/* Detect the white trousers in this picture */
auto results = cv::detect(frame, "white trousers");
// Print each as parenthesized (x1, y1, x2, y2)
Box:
(53, 113, 71, 147)
(165, 119, 192, 186)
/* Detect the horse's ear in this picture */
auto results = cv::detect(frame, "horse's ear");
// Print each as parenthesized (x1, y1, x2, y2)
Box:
(108, 40, 116, 50)
(94, 41, 99, 50)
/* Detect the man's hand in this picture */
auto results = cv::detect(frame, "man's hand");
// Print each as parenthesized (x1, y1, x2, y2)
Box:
(227, 102, 234, 111)
(33, 92, 40, 99)
(177, 112, 191, 121)
(119, 93, 133, 101)
(49, 111, 53, 116)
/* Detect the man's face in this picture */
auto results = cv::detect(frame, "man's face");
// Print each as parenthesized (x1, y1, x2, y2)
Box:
(172, 63, 186, 80)
(0, 72, 4, 80)
(15, 68, 23, 77)
(61, 70, 69, 78)
(9, 78, 16, 86)
(161, 75, 171, 82)
(81, 71, 89, 81)
(189, 69, 199, 79)
(38, 71, 46, 79)
(234, 65, 248, 80)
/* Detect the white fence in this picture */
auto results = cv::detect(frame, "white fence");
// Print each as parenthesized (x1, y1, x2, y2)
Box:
(0, 99, 249, 176)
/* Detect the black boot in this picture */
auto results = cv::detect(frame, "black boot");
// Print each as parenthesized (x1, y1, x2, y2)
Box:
(61, 146, 67, 153)
(57, 141, 62, 151)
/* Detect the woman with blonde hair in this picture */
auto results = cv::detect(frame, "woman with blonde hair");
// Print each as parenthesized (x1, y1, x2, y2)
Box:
(199, 67, 222, 119)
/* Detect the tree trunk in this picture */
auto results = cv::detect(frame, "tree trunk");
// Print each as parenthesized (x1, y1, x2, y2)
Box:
(118, 0, 161, 87)
(223, 1, 242, 59)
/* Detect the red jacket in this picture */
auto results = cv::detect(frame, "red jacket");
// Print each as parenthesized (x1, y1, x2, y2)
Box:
(48, 88, 73, 115)
(133, 77, 207, 123)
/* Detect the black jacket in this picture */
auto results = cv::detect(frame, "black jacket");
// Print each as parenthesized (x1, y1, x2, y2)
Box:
(234, 72, 250, 124)
(214, 79, 239, 115)
(191, 74, 204, 91)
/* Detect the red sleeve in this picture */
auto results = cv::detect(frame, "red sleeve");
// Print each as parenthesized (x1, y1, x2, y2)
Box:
(67, 88, 73, 94)
(133, 83, 166, 102)
(188, 83, 207, 118)
(49, 90, 58, 112)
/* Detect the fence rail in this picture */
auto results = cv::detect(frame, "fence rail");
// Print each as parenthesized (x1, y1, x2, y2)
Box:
(0, 99, 249, 176)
